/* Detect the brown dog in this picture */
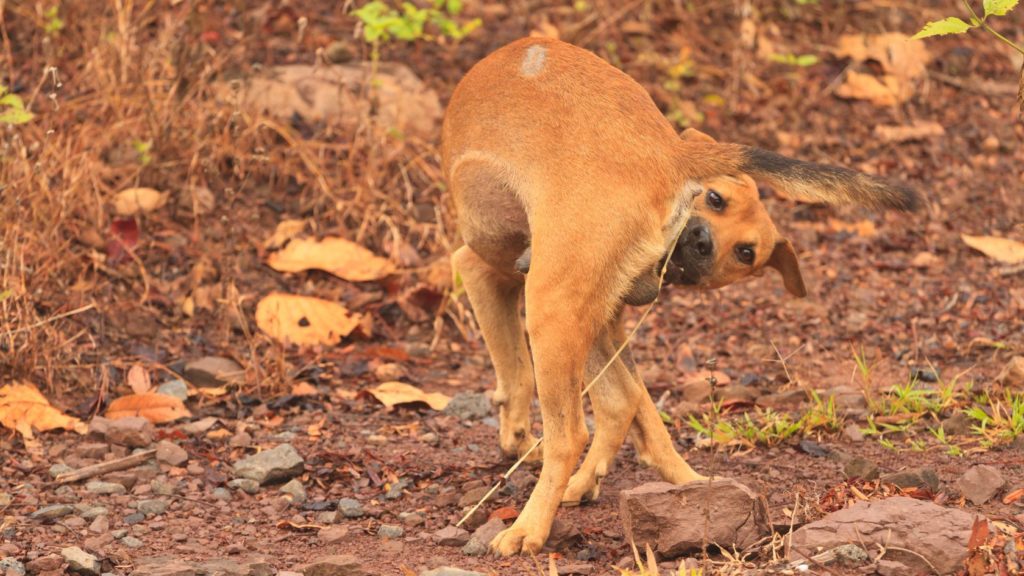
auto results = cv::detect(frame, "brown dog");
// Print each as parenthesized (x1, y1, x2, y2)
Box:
(443, 37, 917, 556)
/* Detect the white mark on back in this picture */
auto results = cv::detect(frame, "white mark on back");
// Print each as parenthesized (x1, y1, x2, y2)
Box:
(520, 45, 547, 77)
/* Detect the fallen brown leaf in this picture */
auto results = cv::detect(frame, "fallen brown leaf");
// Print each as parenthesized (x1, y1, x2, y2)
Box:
(365, 381, 451, 411)
(0, 382, 88, 439)
(836, 70, 903, 106)
(291, 382, 319, 396)
(1002, 487, 1024, 505)
(255, 292, 361, 346)
(264, 219, 307, 250)
(828, 218, 878, 238)
(873, 121, 946, 143)
(267, 236, 395, 282)
(105, 392, 192, 424)
(126, 364, 152, 395)
(962, 234, 1024, 264)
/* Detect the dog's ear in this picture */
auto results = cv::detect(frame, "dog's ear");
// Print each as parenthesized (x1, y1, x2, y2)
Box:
(680, 128, 717, 144)
(766, 239, 807, 297)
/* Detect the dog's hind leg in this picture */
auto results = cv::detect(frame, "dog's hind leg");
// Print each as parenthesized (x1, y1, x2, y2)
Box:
(628, 381, 706, 484)
(452, 245, 540, 461)
(561, 316, 642, 505)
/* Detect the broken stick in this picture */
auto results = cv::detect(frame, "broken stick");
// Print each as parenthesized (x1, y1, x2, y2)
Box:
(54, 448, 157, 484)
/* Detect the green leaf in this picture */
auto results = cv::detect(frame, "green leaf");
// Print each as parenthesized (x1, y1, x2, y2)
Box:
(0, 92, 25, 108)
(446, 0, 463, 16)
(984, 0, 1019, 16)
(795, 54, 819, 67)
(0, 107, 34, 124)
(912, 17, 974, 39)
(0, 289, 12, 302)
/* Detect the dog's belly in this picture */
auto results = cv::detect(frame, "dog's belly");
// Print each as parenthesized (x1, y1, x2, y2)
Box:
(451, 156, 530, 272)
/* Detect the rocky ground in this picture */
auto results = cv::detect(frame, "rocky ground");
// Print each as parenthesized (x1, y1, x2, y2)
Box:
(3, 1, 1024, 575)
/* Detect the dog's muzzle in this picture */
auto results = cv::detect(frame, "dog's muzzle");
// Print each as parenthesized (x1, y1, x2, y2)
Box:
(668, 216, 715, 285)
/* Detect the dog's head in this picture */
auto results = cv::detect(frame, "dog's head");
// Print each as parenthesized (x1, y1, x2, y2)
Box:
(669, 129, 807, 297)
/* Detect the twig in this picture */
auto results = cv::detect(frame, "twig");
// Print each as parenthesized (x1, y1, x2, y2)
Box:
(54, 449, 156, 484)
(5, 303, 96, 336)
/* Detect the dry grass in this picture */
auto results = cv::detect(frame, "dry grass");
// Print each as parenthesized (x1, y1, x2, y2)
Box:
(1, 1, 457, 395)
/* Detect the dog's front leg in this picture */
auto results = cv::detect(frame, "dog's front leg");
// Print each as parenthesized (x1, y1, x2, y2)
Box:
(629, 380, 706, 484)
(489, 272, 599, 556)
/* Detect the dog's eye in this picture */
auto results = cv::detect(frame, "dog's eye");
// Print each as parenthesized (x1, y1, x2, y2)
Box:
(735, 244, 755, 265)
(705, 189, 726, 211)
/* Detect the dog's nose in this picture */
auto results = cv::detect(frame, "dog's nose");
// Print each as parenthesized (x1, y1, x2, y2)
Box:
(690, 225, 713, 257)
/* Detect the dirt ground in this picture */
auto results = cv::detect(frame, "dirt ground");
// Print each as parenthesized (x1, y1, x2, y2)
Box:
(2, 1, 1024, 575)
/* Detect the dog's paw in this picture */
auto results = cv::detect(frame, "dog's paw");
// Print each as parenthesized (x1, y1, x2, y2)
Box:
(561, 472, 600, 506)
(489, 524, 546, 556)
(500, 434, 543, 463)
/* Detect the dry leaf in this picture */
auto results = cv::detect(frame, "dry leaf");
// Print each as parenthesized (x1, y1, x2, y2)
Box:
(276, 519, 324, 532)
(828, 218, 877, 238)
(833, 33, 930, 106)
(291, 382, 318, 396)
(836, 70, 903, 106)
(264, 219, 307, 250)
(206, 428, 231, 440)
(113, 187, 168, 215)
(126, 364, 152, 395)
(873, 121, 946, 143)
(961, 234, 1024, 264)
(366, 381, 451, 411)
(0, 382, 88, 439)
(255, 292, 361, 346)
(1003, 487, 1024, 505)
(267, 237, 395, 282)
(106, 392, 192, 424)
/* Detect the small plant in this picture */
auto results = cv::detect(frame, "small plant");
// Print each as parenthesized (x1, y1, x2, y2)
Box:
(914, 1, 1023, 112)
(131, 140, 153, 166)
(42, 5, 64, 36)
(967, 390, 1024, 446)
(353, 0, 481, 61)
(0, 85, 33, 125)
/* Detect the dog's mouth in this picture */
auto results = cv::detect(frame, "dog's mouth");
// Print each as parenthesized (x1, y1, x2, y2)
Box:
(667, 217, 715, 285)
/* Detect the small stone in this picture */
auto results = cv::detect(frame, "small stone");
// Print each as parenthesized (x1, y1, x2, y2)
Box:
(30, 504, 73, 521)
(212, 488, 232, 502)
(377, 524, 404, 539)
(77, 506, 108, 520)
(373, 363, 407, 381)
(982, 135, 1000, 153)
(433, 525, 470, 547)
(233, 444, 304, 485)
(996, 356, 1024, 388)
(105, 416, 154, 448)
(76, 442, 110, 459)
(48, 464, 73, 479)
(228, 479, 260, 495)
(337, 498, 364, 519)
(150, 480, 179, 496)
(279, 479, 306, 504)
(384, 478, 411, 500)
(875, 559, 913, 576)
(462, 518, 504, 557)
(842, 423, 864, 442)
(318, 526, 349, 545)
(25, 555, 63, 574)
(156, 441, 188, 466)
(132, 556, 197, 576)
(298, 555, 367, 576)
(89, 516, 109, 534)
(457, 486, 489, 508)
(418, 432, 438, 445)
(399, 511, 424, 527)
(832, 544, 869, 566)
(543, 518, 583, 552)
(442, 393, 491, 421)
(136, 499, 168, 516)
(156, 379, 189, 402)
(941, 411, 973, 435)
(843, 456, 879, 481)
(957, 464, 1006, 505)
(0, 558, 25, 576)
(419, 569, 484, 576)
(120, 536, 144, 549)
(881, 468, 941, 493)
(229, 431, 253, 448)
(124, 512, 145, 525)
(184, 356, 245, 387)
(60, 547, 99, 576)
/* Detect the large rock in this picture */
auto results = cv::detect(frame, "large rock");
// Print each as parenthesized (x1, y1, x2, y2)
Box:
(956, 465, 1006, 505)
(233, 444, 304, 485)
(131, 556, 196, 576)
(790, 496, 978, 574)
(298, 556, 367, 576)
(219, 64, 441, 140)
(619, 479, 769, 557)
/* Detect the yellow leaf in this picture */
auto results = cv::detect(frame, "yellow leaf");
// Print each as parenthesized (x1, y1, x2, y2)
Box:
(106, 392, 192, 424)
(255, 292, 361, 346)
(366, 381, 451, 411)
(962, 234, 1024, 264)
(113, 187, 168, 216)
(267, 237, 395, 282)
(264, 219, 307, 250)
(0, 382, 88, 439)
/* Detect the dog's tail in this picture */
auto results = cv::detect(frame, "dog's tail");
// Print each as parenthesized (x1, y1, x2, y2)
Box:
(681, 142, 920, 212)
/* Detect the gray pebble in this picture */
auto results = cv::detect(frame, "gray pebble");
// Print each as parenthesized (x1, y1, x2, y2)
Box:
(338, 498, 364, 518)
(377, 524, 404, 539)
